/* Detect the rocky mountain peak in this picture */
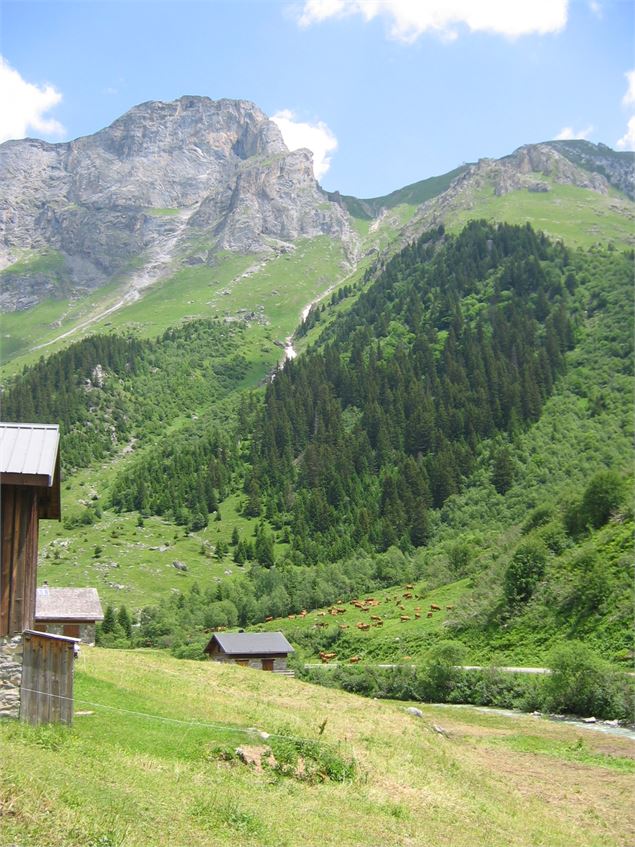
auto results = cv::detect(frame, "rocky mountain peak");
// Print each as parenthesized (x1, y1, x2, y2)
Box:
(0, 96, 354, 311)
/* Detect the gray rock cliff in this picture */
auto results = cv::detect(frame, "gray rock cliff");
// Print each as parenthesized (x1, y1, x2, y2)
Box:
(0, 96, 353, 311)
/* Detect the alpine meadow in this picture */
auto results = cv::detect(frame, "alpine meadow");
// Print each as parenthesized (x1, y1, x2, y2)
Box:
(1, 3, 634, 843)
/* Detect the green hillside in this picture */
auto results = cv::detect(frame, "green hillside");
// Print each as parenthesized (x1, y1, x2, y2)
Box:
(444, 181, 635, 249)
(1, 648, 633, 847)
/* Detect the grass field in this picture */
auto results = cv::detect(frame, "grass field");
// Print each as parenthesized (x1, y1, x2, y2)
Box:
(1, 648, 633, 847)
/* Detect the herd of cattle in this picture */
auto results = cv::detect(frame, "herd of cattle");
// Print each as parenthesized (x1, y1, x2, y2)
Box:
(276, 585, 457, 664)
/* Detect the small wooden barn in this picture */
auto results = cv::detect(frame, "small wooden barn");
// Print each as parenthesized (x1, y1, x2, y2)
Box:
(35, 585, 104, 645)
(0, 422, 77, 724)
(204, 631, 294, 673)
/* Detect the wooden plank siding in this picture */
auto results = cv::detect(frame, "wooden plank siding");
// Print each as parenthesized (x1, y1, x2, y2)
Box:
(0, 485, 39, 636)
(20, 631, 75, 725)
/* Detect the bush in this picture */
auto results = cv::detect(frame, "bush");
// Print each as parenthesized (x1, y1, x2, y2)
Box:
(522, 504, 554, 534)
(580, 470, 627, 529)
(565, 470, 627, 536)
(503, 539, 548, 607)
(543, 641, 633, 719)
(420, 640, 468, 701)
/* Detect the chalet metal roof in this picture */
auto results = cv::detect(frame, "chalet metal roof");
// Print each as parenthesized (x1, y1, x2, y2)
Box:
(205, 631, 294, 655)
(0, 422, 60, 485)
(36, 587, 104, 622)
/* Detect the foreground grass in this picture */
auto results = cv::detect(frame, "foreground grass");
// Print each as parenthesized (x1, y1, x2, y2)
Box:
(1, 649, 633, 847)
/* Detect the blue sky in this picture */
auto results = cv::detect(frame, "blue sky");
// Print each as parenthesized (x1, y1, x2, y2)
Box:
(1, 0, 633, 197)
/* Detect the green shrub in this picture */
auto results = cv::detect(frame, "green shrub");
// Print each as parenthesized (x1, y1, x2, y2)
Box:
(522, 504, 554, 534)
(543, 641, 633, 719)
(503, 539, 548, 608)
(565, 470, 627, 536)
(266, 734, 357, 784)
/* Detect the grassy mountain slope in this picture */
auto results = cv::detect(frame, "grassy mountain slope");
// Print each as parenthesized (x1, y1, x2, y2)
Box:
(1, 648, 633, 847)
(443, 181, 635, 249)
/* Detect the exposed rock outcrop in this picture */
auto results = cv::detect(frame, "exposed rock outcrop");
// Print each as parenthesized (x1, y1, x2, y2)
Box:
(0, 96, 353, 311)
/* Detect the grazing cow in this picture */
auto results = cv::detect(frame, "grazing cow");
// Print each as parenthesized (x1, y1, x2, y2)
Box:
(339, 624, 349, 630)
(427, 612, 433, 618)
(265, 616, 273, 622)
(400, 615, 410, 622)
(349, 656, 360, 664)
(288, 614, 296, 620)
(317, 611, 326, 617)
(370, 615, 382, 621)
(403, 592, 413, 599)
(446, 605, 455, 610)
(414, 612, 421, 619)
(430, 604, 441, 611)
(356, 622, 370, 631)
(405, 584, 414, 590)
(372, 620, 384, 627)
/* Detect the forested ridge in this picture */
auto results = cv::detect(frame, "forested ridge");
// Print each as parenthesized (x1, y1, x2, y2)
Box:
(7, 220, 632, 669)
(2, 319, 248, 472)
(246, 222, 575, 562)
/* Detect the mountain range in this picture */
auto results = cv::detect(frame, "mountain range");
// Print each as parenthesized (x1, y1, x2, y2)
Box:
(0, 96, 632, 671)
(1, 96, 633, 322)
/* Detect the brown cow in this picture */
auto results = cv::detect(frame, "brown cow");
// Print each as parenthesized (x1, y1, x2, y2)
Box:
(400, 615, 411, 622)
(349, 656, 360, 664)
(427, 612, 433, 618)
(430, 604, 441, 611)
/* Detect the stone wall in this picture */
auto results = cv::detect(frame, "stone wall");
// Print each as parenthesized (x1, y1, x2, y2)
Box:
(37, 621, 96, 645)
(0, 634, 24, 718)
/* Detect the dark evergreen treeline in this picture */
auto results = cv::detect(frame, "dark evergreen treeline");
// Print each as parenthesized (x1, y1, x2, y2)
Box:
(1, 320, 248, 472)
(248, 221, 575, 563)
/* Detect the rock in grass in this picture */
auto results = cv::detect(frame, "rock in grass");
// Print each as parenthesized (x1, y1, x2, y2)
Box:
(405, 707, 423, 718)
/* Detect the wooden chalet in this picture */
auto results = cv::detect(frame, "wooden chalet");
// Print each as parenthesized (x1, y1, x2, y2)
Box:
(35, 585, 104, 645)
(204, 631, 294, 673)
(0, 422, 77, 724)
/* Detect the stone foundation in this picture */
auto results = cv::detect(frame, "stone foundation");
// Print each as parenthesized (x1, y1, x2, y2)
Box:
(0, 634, 24, 718)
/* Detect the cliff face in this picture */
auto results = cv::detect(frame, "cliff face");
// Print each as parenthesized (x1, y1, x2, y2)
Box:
(0, 96, 353, 311)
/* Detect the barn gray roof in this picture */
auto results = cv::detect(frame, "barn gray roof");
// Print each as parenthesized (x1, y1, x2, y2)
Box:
(35, 587, 104, 622)
(0, 423, 60, 485)
(205, 631, 294, 655)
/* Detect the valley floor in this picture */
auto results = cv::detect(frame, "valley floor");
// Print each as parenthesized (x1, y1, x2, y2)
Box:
(1, 648, 633, 847)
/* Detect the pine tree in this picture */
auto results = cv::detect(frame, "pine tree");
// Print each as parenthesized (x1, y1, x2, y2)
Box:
(101, 605, 116, 634)
(117, 605, 133, 638)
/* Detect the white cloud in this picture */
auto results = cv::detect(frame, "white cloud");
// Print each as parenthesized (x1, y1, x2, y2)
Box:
(588, 0, 602, 18)
(616, 116, 635, 151)
(298, 0, 569, 42)
(272, 109, 338, 180)
(0, 56, 64, 143)
(555, 125, 594, 140)
(622, 69, 635, 107)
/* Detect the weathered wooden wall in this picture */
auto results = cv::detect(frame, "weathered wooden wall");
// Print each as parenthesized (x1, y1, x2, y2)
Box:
(1, 485, 38, 636)
(20, 631, 74, 725)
